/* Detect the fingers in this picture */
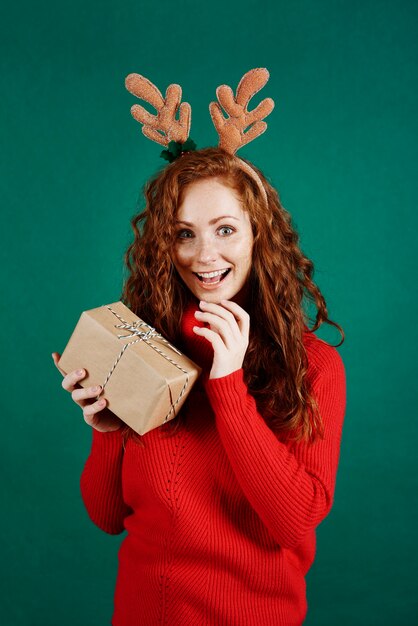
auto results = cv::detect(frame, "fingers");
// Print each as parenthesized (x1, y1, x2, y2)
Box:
(51, 353, 86, 392)
(61, 367, 87, 393)
(192, 325, 225, 350)
(61, 367, 107, 418)
(52, 352, 112, 429)
(66, 374, 109, 422)
(194, 309, 237, 347)
(71, 384, 103, 407)
(195, 300, 250, 343)
(218, 299, 250, 336)
(198, 300, 238, 328)
(82, 397, 107, 427)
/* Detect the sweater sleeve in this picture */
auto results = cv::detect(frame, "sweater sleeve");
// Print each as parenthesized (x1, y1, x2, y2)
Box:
(79, 427, 132, 535)
(203, 341, 347, 549)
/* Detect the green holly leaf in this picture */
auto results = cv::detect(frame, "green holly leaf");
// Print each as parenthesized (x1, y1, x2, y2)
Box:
(182, 138, 197, 151)
(159, 138, 197, 163)
(168, 141, 181, 156)
(160, 149, 174, 162)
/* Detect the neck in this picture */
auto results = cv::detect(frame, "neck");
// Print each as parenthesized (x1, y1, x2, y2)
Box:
(231, 281, 251, 309)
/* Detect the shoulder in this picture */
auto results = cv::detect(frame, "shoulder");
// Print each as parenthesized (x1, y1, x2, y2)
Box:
(302, 330, 346, 390)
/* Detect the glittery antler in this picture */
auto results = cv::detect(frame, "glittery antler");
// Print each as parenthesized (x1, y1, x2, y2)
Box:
(125, 73, 191, 147)
(209, 68, 275, 154)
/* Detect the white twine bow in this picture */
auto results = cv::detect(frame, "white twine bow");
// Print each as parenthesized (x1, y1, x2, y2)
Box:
(97, 305, 190, 425)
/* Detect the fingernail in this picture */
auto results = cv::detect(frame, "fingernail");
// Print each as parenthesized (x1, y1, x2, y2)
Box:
(76, 369, 84, 375)
(92, 385, 101, 392)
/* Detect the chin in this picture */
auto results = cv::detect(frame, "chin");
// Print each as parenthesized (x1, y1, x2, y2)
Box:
(193, 286, 239, 304)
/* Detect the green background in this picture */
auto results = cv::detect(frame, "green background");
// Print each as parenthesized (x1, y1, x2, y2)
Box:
(2, 0, 417, 624)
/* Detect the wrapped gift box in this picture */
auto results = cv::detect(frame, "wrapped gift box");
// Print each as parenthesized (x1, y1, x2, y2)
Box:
(57, 301, 201, 435)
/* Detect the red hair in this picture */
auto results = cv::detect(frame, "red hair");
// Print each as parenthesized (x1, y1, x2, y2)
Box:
(120, 148, 344, 447)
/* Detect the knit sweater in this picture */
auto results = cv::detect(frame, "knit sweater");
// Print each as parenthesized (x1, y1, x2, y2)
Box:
(80, 298, 346, 626)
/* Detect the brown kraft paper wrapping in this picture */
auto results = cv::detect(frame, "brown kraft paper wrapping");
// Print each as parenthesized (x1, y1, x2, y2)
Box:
(57, 301, 201, 435)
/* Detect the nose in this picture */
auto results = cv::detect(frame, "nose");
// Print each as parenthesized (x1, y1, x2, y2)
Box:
(195, 238, 218, 265)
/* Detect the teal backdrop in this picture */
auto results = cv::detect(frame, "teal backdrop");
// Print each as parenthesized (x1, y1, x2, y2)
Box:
(1, 0, 417, 624)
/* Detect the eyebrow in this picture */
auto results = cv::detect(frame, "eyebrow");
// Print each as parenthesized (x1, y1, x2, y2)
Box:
(175, 215, 240, 226)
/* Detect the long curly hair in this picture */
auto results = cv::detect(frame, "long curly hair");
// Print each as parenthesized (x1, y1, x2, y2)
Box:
(119, 147, 344, 448)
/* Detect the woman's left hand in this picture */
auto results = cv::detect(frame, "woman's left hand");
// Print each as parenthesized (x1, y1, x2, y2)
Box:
(193, 300, 250, 379)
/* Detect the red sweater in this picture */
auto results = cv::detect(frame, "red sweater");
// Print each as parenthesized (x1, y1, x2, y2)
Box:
(80, 299, 346, 626)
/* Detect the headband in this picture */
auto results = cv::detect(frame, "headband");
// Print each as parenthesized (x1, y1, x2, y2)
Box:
(125, 68, 275, 205)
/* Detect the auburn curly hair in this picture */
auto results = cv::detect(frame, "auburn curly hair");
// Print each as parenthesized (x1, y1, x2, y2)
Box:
(119, 147, 344, 448)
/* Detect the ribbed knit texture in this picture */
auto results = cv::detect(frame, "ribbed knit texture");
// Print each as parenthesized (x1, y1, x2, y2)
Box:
(80, 298, 346, 626)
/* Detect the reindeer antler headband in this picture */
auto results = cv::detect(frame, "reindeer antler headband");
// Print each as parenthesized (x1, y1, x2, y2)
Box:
(125, 68, 275, 205)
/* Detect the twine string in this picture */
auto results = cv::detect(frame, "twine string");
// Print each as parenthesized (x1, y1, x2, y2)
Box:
(95, 306, 190, 425)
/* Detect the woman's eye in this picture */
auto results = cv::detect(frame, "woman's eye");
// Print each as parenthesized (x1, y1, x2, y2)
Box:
(218, 226, 234, 236)
(177, 230, 193, 239)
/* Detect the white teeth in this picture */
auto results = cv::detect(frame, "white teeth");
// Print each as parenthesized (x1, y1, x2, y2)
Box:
(196, 269, 229, 278)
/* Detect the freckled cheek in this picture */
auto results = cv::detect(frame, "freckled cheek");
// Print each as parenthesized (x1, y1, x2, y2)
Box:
(227, 238, 254, 265)
(172, 247, 194, 269)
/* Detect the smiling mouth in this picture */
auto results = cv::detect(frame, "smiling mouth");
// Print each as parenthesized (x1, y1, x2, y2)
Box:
(193, 268, 231, 284)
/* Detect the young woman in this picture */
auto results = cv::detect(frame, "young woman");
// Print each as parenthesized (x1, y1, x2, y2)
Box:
(52, 147, 346, 626)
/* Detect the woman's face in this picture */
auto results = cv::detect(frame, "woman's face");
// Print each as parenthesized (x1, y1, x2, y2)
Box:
(171, 178, 254, 304)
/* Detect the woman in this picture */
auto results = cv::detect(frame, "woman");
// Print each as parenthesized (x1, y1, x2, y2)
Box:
(52, 145, 346, 625)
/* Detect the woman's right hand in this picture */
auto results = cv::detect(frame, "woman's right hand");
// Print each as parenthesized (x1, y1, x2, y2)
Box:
(52, 352, 124, 432)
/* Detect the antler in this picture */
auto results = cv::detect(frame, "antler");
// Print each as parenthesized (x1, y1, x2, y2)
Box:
(209, 68, 275, 154)
(125, 73, 191, 147)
